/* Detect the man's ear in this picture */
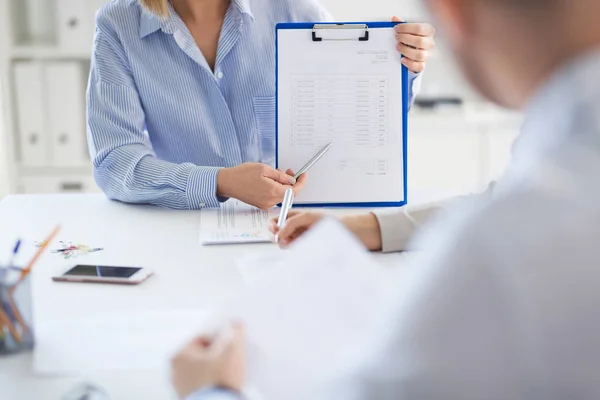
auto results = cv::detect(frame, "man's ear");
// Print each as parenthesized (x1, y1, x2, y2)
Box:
(426, 0, 471, 47)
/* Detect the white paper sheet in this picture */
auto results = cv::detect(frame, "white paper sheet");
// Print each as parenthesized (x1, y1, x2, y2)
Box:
(199, 200, 278, 245)
(235, 248, 288, 284)
(34, 310, 214, 374)
(277, 27, 406, 204)
(221, 218, 409, 399)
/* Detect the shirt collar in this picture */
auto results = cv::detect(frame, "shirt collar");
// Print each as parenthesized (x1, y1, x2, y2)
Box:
(139, 0, 254, 38)
(233, 0, 254, 19)
(139, 8, 163, 38)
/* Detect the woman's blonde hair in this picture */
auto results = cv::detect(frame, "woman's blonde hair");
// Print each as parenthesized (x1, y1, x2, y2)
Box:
(140, 0, 170, 18)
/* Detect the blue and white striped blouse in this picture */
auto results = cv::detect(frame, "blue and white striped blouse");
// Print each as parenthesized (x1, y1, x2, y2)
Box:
(87, 0, 419, 209)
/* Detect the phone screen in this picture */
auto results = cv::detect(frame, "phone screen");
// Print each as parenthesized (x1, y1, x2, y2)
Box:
(63, 265, 142, 279)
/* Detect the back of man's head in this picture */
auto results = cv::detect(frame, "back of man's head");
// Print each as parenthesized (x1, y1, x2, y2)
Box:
(424, 0, 600, 109)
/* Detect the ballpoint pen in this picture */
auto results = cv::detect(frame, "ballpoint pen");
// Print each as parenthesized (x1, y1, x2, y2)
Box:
(275, 188, 295, 243)
(293, 142, 333, 180)
(8, 239, 21, 267)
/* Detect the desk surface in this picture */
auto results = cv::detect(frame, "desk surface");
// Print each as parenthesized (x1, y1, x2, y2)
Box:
(0, 193, 443, 400)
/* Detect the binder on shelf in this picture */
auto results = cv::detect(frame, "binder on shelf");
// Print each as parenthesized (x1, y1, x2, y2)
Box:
(44, 62, 88, 167)
(56, 0, 106, 50)
(275, 22, 409, 207)
(13, 62, 49, 167)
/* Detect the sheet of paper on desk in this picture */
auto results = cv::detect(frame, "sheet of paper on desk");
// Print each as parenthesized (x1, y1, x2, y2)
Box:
(199, 200, 277, 245)
(236, 248, 288, 284)
(222, 218, 409, 400)
(34, 310, 213, 374)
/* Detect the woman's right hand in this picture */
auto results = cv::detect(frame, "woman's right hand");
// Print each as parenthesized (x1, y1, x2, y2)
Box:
(217, 163, 306, 210)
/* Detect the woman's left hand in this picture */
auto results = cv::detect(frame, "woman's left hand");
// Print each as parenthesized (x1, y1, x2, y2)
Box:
(392, 16, 436, 74)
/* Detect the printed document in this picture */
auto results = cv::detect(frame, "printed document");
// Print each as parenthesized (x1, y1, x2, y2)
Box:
(199, 200, 278, 245)
(277, 26, 406, 204)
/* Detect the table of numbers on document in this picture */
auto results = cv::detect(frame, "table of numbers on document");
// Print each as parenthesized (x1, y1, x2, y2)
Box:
(290, 74, 389, 175)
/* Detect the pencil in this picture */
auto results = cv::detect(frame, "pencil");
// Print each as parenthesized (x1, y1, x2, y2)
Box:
(18, 225, 60, 282)
(0, 307, 21, 343)
(6, 295, 28, 335)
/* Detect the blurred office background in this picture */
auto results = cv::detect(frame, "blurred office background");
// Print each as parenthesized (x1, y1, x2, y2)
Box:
(0, 0, 522, 201)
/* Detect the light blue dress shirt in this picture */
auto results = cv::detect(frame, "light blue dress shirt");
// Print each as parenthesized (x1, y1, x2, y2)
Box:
(87, 0, 420, 210)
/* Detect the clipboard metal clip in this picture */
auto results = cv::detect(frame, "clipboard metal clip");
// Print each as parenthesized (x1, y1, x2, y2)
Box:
(312, 24, 369, 42)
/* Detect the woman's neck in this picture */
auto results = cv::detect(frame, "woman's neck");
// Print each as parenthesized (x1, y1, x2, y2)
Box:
(171, 0, 229, 22)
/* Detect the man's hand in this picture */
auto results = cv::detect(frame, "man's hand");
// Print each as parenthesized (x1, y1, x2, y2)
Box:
(171, 324, 245, 400)
(217, 163, 307, 210)
(270, 212, 383, 251)
(392, 16, 436, 74)
(269, 211, 326, 246)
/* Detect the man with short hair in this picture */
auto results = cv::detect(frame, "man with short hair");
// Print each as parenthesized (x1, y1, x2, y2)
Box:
(171, 0, 600, 398)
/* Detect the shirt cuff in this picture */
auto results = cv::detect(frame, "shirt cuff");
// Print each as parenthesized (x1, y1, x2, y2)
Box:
(185, 387, 241, 400)
(407, 70, 423, 108)
(371, 209, 416, 253)
(408, 70, 421, 79)
(186, 166, 222, 209)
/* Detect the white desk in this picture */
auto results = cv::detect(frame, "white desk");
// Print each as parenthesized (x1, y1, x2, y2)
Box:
(0, 193, 447, 400)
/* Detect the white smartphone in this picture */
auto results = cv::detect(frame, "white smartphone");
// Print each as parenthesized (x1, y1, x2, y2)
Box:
(52, 264, 153, 285)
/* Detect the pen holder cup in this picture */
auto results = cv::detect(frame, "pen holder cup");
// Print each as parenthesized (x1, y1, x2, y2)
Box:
(0, 269, 35, 356)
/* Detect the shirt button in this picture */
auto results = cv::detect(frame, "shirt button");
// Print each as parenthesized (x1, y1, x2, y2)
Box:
(216, 71, 223, 79)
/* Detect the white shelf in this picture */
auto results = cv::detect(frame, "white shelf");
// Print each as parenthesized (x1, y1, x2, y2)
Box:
(10, 46, 91, 60)
(0, 0, 101, 195)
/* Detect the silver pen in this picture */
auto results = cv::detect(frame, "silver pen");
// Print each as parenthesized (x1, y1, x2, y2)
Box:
(293, 142, 333, 180)
(275, 188, 295, 243)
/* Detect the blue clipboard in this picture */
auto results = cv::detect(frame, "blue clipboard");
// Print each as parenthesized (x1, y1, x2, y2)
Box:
(275, 22, 409, 208)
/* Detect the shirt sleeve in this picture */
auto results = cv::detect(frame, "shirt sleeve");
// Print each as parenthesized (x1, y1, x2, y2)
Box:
(87, 16, 222, 210)
(371, 199, 446, 253)
(371, 183, 496, 252)
(185, 387, 241, 400)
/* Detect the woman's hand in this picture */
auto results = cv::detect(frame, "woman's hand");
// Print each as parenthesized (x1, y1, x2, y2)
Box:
(392, 16, 436, 74)
(217, 163, 307, 210)
(270, 212, 384, 251)
(171, 323, 245, 400)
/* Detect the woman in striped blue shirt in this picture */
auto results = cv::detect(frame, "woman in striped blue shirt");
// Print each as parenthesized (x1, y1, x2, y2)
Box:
(86, 0, 435, 210)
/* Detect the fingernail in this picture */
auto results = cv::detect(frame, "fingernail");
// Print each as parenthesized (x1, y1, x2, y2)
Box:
(288, 177, 297, 185)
